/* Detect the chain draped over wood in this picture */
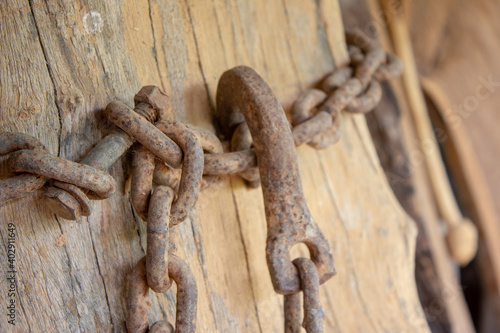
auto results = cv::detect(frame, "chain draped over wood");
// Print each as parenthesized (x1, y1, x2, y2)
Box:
(0, 30, 401, 332)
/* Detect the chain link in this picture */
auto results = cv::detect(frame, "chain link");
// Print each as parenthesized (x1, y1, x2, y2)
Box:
(284, 258, 325, 333)
(127, 255, 197, 332)
(0, 133, 47, 205)
(8, 150, 116, 199)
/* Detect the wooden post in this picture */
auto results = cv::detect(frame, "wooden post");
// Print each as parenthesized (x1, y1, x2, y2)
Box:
(0, 1, 428, 331)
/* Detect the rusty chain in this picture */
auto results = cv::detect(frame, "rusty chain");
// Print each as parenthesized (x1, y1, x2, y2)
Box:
(0, 30, 401, 332)
(284, 258, 324, 333)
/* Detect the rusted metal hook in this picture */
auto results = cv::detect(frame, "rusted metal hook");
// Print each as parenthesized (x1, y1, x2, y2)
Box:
(215, 66, 335, 295)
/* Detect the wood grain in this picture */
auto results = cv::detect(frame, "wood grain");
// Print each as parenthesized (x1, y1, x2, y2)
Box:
(0, 0, 427, 332)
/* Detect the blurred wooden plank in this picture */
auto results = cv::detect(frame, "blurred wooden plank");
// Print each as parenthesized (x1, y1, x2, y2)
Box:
(376, 0, 478, 331)
(356, 0, 477, 331)
(406, 0, 500, 331)
(338, 0, 454, 331)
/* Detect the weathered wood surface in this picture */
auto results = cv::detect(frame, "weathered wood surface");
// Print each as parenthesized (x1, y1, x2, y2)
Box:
(0, 0, 428, 332)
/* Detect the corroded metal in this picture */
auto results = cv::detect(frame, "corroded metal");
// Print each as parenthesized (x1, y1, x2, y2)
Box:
(52, 181, 91, 216)
(0, 132, 47, 154)
(45, 85, 169, 220)
(147, 185, 175, 293)
(153, 125, 222, 190)
(155, 120, 204, 226)
(284, 292, 302, 333)
(319, 31, 401, 116)
(106, 101, 183, 169)
(374, 52, 403, 82)
(44, 130, 134, 219)
(203, 149, 257, 175)
(292, 111, 339, 148)
(150, 321, 175, 333)
(0, 133, 48, 206)
(166, 254, 198, 332)
(345, 79, 382, 113)
(216, 66, 335, 294)
(134, 85, 172, 121)
(291, 89, 340, 149)
(322, 69, 383, 114)
(153, 159, 181, 191)
(319, 75, 363, 118)
(8, 150, 116, 199)
(345, 30, 386, 87)
(0, 174, 47, 207)
(127, 257, 152, 333)
(79, 130, 135, 171)
(131, 120, 203, 225)
(127, 256, 197, 333)
(131, 145, 156, 222)
(188, 125, 223, 155)
(1, 31, 401, 212)
(190, 125, 223, 189)
(46, 181, 92, 220)
(284, 258, 325, 333)
(322, 67, 353, 92)
(231, 122, 260, 187)
(154, 163, 216, 192)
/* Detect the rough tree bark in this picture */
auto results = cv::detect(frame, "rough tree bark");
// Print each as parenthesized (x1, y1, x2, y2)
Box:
(0, 0, 428, 332)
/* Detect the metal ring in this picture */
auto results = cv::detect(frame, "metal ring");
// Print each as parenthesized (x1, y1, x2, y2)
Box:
(131, 121, 204, 225)
(154, 121, 204, 226)
(131, 145, 155, 221)
(345, 79, 382, 114)
(321, 67, 353, 92)
(203, 149, 257, 175)
(374, 52, 403, 81)
(0, 133, 48, 206)
(147, 185, 175, 293)
(8, 150, 116, 199)
(126, 255, 197, 333)
(105, 101, 183, 168)
(0, 132, 47, 155)
(231, 121, 260, 187)
(284, 258, 325, 333)
(291, 89, 341, 149)
(188, 125, 222, 190)
(153, 125, 222, 190)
